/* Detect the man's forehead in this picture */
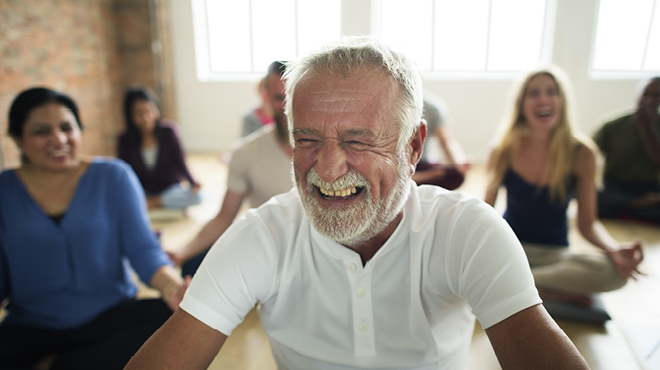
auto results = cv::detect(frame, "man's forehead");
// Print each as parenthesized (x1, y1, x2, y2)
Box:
(293, 69, 399, 112)
(300, 89, 383, 113)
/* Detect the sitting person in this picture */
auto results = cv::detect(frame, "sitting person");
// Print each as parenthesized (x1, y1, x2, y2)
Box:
(126, 37, 589, 370)
(485, 67, 644, 321)
(0, 87, 188, 370)
(241, 75, 274, 137)
(593, 76, 660, 225)
(118, 86, 202, 210)
(412, 93, 472, 190)
(168, 61, 293, 277)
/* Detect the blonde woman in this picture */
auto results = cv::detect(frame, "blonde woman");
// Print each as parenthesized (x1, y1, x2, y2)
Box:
(485, 67, 643, 315)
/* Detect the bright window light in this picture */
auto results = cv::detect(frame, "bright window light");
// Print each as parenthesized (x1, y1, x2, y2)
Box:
(193, 0, 341, 80)
(592, 0, 660, 72)
(373, 0, 554, 74)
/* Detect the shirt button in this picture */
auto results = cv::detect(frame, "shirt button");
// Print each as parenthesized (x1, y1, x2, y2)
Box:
(358, 323, 368, 331)
(356, 288, 367, 298)
(347, 263, 357, 271)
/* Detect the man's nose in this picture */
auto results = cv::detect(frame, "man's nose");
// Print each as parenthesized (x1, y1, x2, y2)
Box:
(316, 141, 348, 184)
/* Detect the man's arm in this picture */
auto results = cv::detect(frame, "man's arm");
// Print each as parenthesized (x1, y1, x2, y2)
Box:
(125, 309, 227, 370)
(169, 189, 244, 265)
(486, 304, 590, 370)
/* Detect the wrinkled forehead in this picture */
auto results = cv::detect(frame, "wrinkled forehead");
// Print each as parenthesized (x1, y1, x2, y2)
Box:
(291, 67, 400, 119)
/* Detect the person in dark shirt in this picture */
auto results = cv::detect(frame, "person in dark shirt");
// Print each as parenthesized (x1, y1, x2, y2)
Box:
(593, 76, 660, 225)
(118, 86, 201, 209)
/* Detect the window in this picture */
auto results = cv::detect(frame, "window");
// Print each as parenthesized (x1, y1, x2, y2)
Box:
(372, 0, 555, 76)
(591, 0, 660, 73)
(192, 0, 341, 81)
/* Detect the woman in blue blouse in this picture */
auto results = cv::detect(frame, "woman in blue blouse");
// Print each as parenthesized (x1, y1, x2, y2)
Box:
(118, 86, 201, 210)
(0, 87, 188, 369)
(484, 68, 643, 313)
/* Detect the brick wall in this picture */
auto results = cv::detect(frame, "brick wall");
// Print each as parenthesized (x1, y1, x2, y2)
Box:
(0, 0, 176, 169)
(115, 0, 177, 121)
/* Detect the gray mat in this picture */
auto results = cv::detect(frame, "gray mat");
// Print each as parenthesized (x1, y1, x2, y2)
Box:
(542, 295, 611, 325)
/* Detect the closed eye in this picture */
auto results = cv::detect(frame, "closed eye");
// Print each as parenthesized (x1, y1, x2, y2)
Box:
(344, 140, 371, 150)
(295, 138, 321, 148)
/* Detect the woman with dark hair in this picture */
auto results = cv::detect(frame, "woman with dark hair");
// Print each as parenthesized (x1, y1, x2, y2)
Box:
(118, 86, 201, 209)
(0, 87, 188, 369)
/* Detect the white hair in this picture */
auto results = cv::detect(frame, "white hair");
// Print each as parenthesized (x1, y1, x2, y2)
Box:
(283, 35, 424, 150)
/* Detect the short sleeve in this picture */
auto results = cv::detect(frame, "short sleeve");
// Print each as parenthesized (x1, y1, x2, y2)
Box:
(440, 199, 541, 329)
(180, 213, 279, 335)
(112, 161, 172, 282)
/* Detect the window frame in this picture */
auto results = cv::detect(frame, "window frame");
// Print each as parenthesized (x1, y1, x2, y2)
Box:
(191, 0, 342, 82)
(588, 0, 660, 80)
(371, 0, 557, 80)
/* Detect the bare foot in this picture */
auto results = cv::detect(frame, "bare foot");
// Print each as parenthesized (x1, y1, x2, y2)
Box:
(538, 288, 593, 307)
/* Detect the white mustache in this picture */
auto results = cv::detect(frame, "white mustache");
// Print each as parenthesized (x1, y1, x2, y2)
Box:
(306, 167, 369, 192)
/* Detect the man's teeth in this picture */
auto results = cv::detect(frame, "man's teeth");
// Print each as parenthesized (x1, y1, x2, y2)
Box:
(319, 186, 357, 197)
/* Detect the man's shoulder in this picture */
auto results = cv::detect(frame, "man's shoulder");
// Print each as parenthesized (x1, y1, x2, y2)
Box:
(231, 126, 275, 153)
(248, 188, 303, 222)
(602, 113, 635, 129)
(415, 185, 486, 210)
(411, 184, 495, 229)
(228, 189, 305, 250)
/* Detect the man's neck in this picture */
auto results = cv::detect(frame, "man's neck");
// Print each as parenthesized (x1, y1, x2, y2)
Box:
(348, 212, 404, 266)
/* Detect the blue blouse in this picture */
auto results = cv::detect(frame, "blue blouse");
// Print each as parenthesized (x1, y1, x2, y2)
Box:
(0, 158, 171, 329)
(503, 169, 575, 247)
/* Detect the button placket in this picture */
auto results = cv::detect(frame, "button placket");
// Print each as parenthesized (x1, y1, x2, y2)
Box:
(349, 262, 375, 357)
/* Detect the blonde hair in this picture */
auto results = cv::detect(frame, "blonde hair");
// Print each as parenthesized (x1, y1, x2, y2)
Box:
(487, 66, 590, 202)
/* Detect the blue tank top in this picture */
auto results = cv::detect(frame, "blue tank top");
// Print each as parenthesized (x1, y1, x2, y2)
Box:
(503, 169, 575, 246)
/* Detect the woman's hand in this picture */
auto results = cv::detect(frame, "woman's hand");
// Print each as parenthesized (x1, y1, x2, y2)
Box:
(163, 276, 192, 311)
(167, 250, 185, 266)
(607, 241, 644, 281)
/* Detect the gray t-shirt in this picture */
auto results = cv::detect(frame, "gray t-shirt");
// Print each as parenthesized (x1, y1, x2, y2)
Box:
(421, 96, 451, 162)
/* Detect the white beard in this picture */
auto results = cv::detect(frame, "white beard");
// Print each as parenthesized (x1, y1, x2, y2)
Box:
(294, 149, 411, 247)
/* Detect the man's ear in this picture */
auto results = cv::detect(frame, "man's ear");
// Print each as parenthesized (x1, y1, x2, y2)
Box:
(408, 120, 427, 170)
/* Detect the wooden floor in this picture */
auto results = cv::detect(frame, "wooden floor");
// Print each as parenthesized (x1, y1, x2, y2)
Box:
(150, 152, 660, 370)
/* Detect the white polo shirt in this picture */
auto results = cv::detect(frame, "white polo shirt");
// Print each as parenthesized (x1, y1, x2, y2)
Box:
(180, 182, 540, 370)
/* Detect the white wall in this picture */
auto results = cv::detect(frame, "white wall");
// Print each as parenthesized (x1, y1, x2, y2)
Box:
(170, 0, 642, 162)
